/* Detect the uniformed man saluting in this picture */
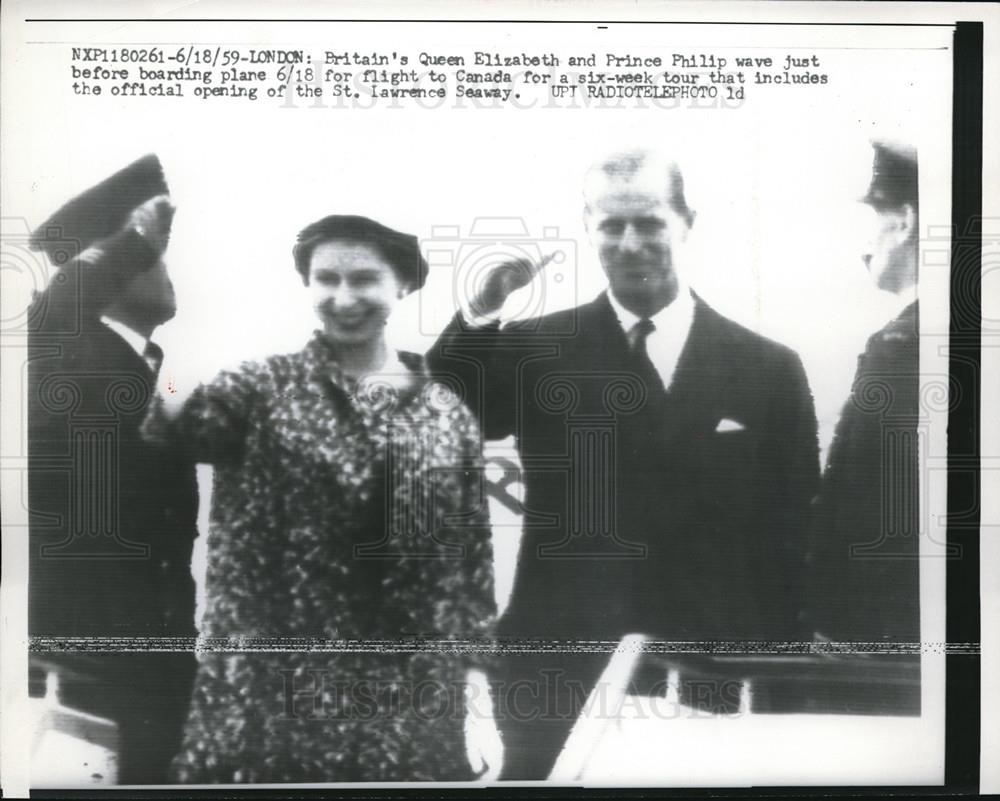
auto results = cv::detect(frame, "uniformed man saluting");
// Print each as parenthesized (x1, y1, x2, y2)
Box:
(27, 155, 198, 784)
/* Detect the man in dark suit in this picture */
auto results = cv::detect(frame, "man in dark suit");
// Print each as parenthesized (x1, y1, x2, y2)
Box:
(808, 142, 921, 674)
(28, 156, 198, 783)
(429, 149, 820, 778)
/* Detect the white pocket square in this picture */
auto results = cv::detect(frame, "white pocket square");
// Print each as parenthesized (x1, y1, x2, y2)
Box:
(715, 418, 746, 433)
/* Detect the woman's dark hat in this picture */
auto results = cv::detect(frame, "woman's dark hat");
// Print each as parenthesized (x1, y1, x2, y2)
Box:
(293, 214, 428, 292)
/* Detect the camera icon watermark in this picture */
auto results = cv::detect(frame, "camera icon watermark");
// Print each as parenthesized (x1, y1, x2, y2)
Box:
(1, 217, 81, 337)
(420, 217, 577, 335)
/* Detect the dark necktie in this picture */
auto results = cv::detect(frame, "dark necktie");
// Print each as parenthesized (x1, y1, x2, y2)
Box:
(143, 341, 164, 375)
(630, 318, 665, 396)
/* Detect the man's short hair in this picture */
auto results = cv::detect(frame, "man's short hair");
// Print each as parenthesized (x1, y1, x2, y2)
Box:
(292, 214, 428, 292)
(583, 149, 694, 225)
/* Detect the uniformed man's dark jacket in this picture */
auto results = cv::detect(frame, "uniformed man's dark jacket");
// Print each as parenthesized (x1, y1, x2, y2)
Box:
(808, 301, 920, 643)
(28, 230, 198, 640)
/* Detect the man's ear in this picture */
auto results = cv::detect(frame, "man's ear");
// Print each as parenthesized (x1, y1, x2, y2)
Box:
(899, 202, 917, 242)
(676, 209, 696, 243)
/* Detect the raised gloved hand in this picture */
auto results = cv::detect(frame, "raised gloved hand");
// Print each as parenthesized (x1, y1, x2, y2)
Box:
(127, 193, 175, 256)
(467, 253, 555, 319)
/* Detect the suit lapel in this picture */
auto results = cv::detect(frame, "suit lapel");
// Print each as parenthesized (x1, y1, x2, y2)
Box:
(648, 296, 727, 439)
(91, 322, 156, 381)
(579, 292, 632, 365)
(672, 297, 723, 386)
(571, 292, 727, 438)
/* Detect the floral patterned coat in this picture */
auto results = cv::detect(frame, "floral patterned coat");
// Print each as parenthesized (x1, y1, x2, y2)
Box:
(143, 333, 496, 783)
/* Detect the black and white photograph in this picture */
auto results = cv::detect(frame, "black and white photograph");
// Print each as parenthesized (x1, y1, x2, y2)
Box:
(0, 1, 996, 794)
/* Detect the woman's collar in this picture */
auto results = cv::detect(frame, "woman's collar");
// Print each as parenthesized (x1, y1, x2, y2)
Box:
(304, 331, 429, 403)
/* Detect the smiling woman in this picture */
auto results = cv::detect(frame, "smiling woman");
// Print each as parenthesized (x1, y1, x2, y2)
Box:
(308, 241, 401, 342)
(292, 216, 424, 365)
(141, 214, 497, 783)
